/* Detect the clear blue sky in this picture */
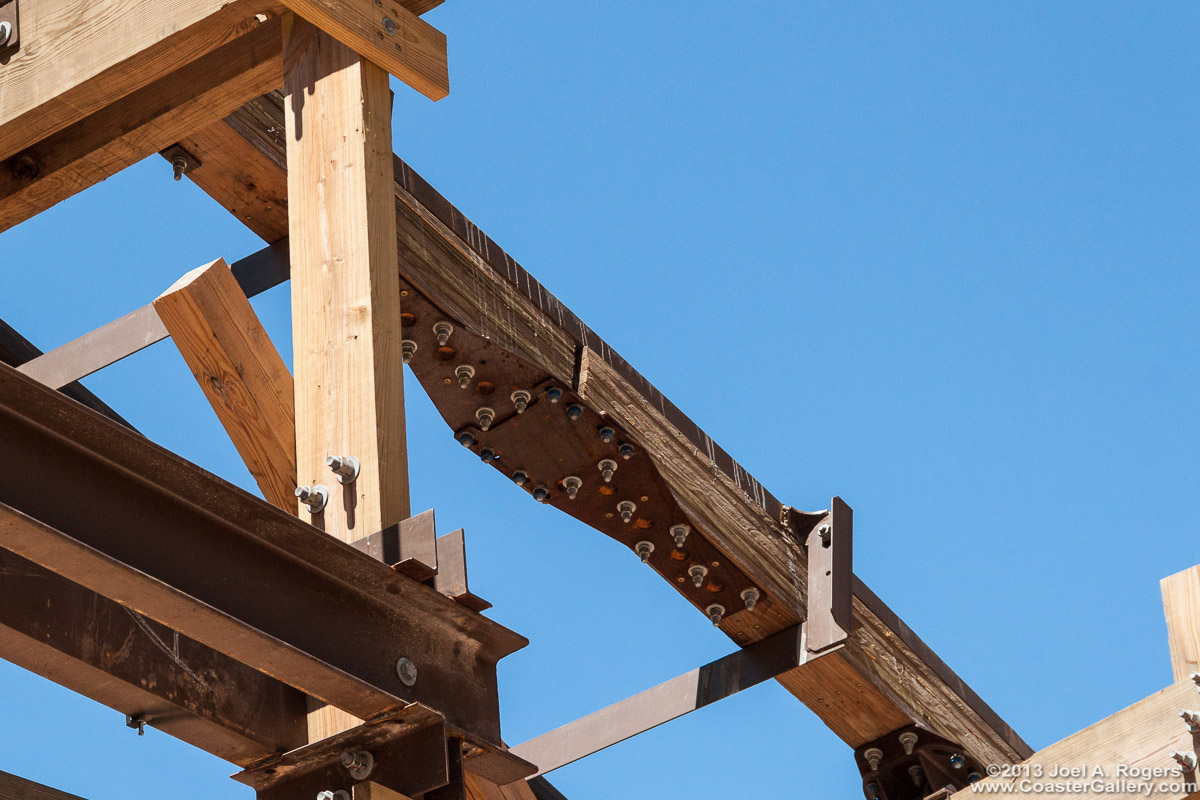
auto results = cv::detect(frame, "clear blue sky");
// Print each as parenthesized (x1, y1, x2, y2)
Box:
(2, 3, 1198, 799)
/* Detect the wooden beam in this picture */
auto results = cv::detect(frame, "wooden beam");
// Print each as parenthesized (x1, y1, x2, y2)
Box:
(283, 14, 411, 741)
(0, 0, 284, 162)
(0, 16, 282, 233)
(277, 0, 449, 100)
(965, 676, 1200, 800)
(1163, 565, 1200, 683)
(0, 770, 88, 800)
(154, 258, 297, 511)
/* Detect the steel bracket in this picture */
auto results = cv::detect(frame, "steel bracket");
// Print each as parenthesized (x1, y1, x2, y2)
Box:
(855, 725, 985, 800)
(0, 0, 18, 57)
(792, 496, 854, 654)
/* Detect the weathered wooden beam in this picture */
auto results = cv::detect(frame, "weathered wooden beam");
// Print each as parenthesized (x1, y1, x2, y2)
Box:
(0, 0, 284, 162)
(965, 676, 1200, 800)
(154, 258, 296, 511)
(1163, 565, 1200, 683)
(0, 16, 283, 233)
(174, 94, 1029, 766)
(278, 0, 449, 100)
(0, 770, 88, 800)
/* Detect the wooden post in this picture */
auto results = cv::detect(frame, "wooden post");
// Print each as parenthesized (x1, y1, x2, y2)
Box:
(1161, 564, 1200, 682)
(283, 13, 411, 740)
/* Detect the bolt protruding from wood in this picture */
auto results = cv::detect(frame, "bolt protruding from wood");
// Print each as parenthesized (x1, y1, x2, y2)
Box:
(532, 485, 550, 502)
(546, 387, 562, 404)
(1191, 672, 1200, 688)
(598, 459, 617, 483)
(741, 587, 760, 611)
(617, 500, 636, 523)
(1172, 751, 1197, 773)
(566, 403, 584, 421)
(635, 540, 654, 563)
(618, 442, 635, 460)
(455, 364, 475, 389)
(670, 524, 690, 548)
(171, 155, 188, 181)
(340, 749, 375, 781)
(1181, 709, 1200, 734)
(401, 339, 417, 364)
(325, 455, 360, 485)
(864, 747, 884, 772)
(688, 564, 708, 588)
(295, 485, 329, 514)
(599, 426, 616, 443)
(476, 406, 495, 431)
(511, 389, 531, 414)
(433, 321, 454, 346)
(456, 430, 476, 448)
(562, 475, 582, 499)
(899, 731, 919, 755)
(706, 604, 725, 626)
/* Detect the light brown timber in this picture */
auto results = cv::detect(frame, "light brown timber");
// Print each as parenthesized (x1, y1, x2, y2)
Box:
(154, 258, 297, 512)
(353, 782, 414, 800)
(0, 0, 284, 163)
(0, 16, 283, 233)
(0, 771, 89, 800)
(1162, 565, 1200, 683)
(283, 16, 410, 741)
(276, 0, 449, 100)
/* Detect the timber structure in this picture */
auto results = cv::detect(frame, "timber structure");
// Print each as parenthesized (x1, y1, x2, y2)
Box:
(0, 3, 1197, 800)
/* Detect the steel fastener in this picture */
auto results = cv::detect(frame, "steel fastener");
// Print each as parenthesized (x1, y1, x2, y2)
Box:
(511, 470, 529, 487)
(1172, 751, 1198, 772)
(0, 21, 12, 48)
(566, 403, 584, 421)
(949, 754, 965, 770)
(909, 766, 925, 787)
(125, 714, 146, 736)
(456, 430, 476, 448)
(599, 426, 616, 443)
(395, 657, 418, 687)
(617, 500, 636, 523)
(532, 485, 550, 502)
(688, 564, 708, 588)
(401, 339, 418, 363)
(741, 587, 760, 611)
(563, 476, 582, 500)
(706, 603, 725, 626)
(598, 458, 617, 483)
(670, 524, 690, 548)
(479, 448, 497, 463)
(381, 16, 397, 35)
(546, 387, 562, 404)
(325, 455, 360, 485)
(295, 485, 329, 514)
(899, 731, 919, 755)
(455, 364, 475, 389)
(618, 442, 635, 460)
(476, 406, 495, 431)
(511, 389, 531, 414)
(1181, 709, 1200, 734)
(864, 747, 884, 771)
(341, 749, 375, 780)
(433, 321, 454, 346)
(317, 792, 350, 800)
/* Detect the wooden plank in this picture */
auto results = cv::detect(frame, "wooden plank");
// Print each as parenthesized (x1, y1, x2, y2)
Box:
(178, 94, 1029, 766)
(0, 771, 89, 800)
(966, 677, 1200, 800)
(1163, 565, 1200, 683)
(284, 14, 411, 742)
(278, 0, 449, 100)
(0, 0, 284, 163)
(0, 16, 282, 233)
(355, 782, 415, 800)
(154, 258, 297, 511)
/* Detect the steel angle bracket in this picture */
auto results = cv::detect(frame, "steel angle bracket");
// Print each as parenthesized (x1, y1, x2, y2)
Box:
(786, 496, 854, 655)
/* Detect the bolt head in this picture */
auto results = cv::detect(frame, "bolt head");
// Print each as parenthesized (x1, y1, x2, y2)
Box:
(0, 21, 11, 47)
(382, 16, 397, 34)
(395, 657, 418, 686)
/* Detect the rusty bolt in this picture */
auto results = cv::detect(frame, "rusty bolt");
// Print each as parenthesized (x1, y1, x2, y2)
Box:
(455, 364, 475, 389)
(401, 339, 418, 363)
(456, 430, 476, 448)
(532, 485, 550, 503)
(511, 470, 529, 487)
(671, 524, 690, 548)
(1181, 709, 1200, 734)
(476, 406, 495, 431)
(617, 500, 636, 523)
(566, 403, 584, 421)
(546, 387, 562, 404)
(599, 426, 616, 443)
(618, 442, 635, 460)
(598, 459, 618, 483)
(433, 321, 454, 346)
(563, 476, 582, 500)
(479, 448, 497, 463)
(340, 749, 375, 781)
(864, 747, 884, 771)
(688, 564, 708, 588)
(949, 754, 965, 770)
(741, 587, 760, 611)
(899, 731, 919, 755)
(635, 540, 654, 563)
(511, 389, 531, 414)
(706, 604, 725, 626)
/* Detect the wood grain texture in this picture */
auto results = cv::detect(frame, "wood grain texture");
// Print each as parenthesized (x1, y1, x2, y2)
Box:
(0, 0, 284, 162)
(0, 771, 88, 800)
(354, 782, 414, 800)
(0, 16, 283, 234)
(1162, 565, 1200, 683)
(968, 677, 1200, 800)
(278, 0, 449, 100)
(154, 258, 296, 511)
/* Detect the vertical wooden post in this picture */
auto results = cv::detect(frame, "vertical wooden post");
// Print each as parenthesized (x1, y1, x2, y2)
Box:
(283, 13, 410, 740)
(1161, 564, 1200, 682)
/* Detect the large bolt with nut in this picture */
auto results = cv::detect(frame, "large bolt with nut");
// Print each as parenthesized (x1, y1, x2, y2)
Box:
(401, 339, 418, 363)
(688, 564, 708, 588)
(635, 540, 654, 563)
(317, 791, 350, 800)
(0, 21, 12, 47)
(433, 321, 454, 346)
(476, 406, 495, 431)
(1172, 751, 1198, 772)
(340, 750, 375, 781)
(395, 657, 418, 687)
(295, 485, 329, 514)
(706, 604, 725, 626)
(617, 500, 636, 524)
(898, 731, 919, 755)
(1181, 709, 1200, 734)
(455, 364, 475, 389)
(562, 476, 582, 500)
(864, 747, 884, 772)
(741, 587, 760, 611)
(670, 524, 690, 548)
(598, 458, 617, 483)
(511, 389, 531, 414)
(326, 455, 360, 485)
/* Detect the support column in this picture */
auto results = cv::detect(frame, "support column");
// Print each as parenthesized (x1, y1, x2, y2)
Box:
(283, 13, 410, 740)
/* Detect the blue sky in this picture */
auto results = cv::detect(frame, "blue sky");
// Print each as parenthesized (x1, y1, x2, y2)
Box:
(2, 3, 1198, 799)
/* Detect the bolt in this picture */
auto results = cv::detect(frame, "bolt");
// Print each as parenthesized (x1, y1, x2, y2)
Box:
(968, 773, 983, 784)
(566, 403, 584, 421)
(949, 754, 965, 770)
(670, 524, 690, 548)
(1172, 751, 1198, 773)
(818, 524, 831, 546)
(171, 155, 188, 181)
(511, 470, 529, 486)
(562, 476, 582, 500)
(688, 564, 708, 588)
(706, 604, 725, 626)
(618, 442, 635, 460)
(0, 21, 12, 48)
(295, 485, 329, 514)
(340, 749, 375, 781)
(635, 540, 654, 563)
(599, 426, 616, 443)
(479, 448, 496, 463)
(395, 657, 418, 687)
(325, 455, 360, 485)
(434, 321, 454, 346)
(381, 16, 397, 35)
(546, 387, 562, 404)
(455, 364, 475, 389)
(401, 339, 418, 363)
(125, 714, 146, 736)
(532, 485, 550, 503)
(864, 747, 884, 772)
(476, 406, 495, 431)
(511, 389, 531, 414)
(617, 500, 636, 523)
(1181, 710, 1200, 734)
(865, 781, 880, 800)
(456, 430, 476, 448)
(898, 731, 918, 755)
(741, 587, 760, 611)
(598, 458, 618, 483)
(317, 792, 350, 800)
(1191, 672, 1200, 686)
(908, 766, 925, 788)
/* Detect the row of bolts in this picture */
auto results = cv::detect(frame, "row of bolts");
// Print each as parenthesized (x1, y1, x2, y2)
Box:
(863, 675, 1200, 800)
